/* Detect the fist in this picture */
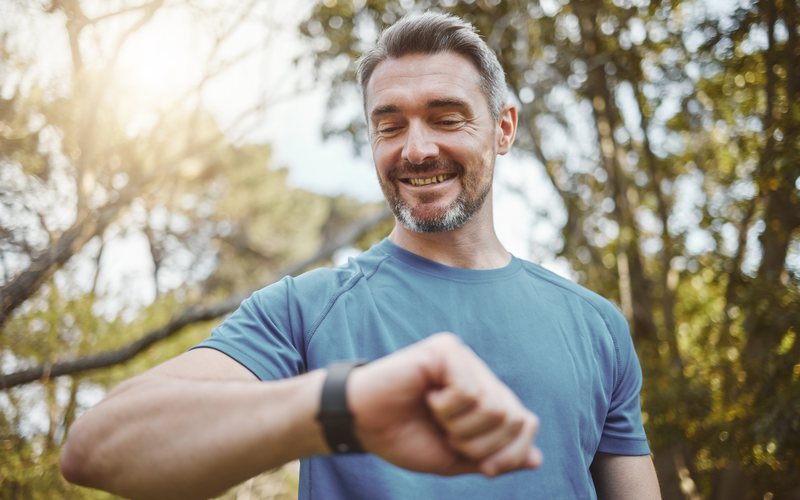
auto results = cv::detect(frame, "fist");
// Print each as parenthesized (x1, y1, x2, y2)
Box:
(347, 333, 542, 477)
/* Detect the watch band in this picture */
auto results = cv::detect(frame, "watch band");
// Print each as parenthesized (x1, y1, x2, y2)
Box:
(316, 360, 367, 454)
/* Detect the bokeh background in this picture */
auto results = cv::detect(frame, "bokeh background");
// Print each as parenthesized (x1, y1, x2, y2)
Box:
(1, 0, 798, 498)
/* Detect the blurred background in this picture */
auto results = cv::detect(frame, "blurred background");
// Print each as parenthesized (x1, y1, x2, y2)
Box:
(0, 0, 798, 498)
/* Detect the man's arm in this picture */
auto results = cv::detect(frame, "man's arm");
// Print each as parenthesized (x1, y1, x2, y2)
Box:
(60, 348, 329, 499)
(590, 453, 661, 500)
(61, 333, 541, 498)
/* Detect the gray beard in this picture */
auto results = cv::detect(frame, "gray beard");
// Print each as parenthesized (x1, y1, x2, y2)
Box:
(391, 183, 490, 233)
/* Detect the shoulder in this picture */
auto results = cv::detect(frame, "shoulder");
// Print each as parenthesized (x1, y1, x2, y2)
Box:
(518, 259, 641, 394)
(248, 243, 392, 316)
(517, 259, 632, 376)
(290, 243, 390, 296)
(518, 259, 626, 330)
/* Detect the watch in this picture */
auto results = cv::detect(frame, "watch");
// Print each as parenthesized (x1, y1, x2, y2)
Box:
(316, 360, 367, 454)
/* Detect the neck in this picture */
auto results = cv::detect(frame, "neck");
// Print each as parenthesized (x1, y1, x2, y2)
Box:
(387, 201, 510, 270)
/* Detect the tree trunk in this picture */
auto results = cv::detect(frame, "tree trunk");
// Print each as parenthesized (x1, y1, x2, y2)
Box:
(571, 0, 658, 342)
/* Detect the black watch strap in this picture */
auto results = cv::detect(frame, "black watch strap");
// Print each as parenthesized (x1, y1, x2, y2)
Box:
(316, 360, 367, 454)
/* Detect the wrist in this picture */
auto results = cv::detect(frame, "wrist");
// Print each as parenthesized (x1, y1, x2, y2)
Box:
(291, 370, 332, 458)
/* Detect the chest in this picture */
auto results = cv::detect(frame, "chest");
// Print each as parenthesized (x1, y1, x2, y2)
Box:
(305, 278, 615, 451)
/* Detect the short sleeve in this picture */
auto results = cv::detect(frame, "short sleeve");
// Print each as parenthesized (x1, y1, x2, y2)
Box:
(192, 277, 306, 381)
(596, 307, 651, 456)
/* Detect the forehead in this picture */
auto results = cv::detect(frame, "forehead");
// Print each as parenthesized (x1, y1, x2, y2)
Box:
(364, 52, 485, 115)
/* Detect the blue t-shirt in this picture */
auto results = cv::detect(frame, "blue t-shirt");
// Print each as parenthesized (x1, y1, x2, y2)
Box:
(196, 238, 650, 499)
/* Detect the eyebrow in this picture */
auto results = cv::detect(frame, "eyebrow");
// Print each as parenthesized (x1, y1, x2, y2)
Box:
(428, 98, 472, 113)
(370, 104, 400, 120)
(369, 98, 473, 121)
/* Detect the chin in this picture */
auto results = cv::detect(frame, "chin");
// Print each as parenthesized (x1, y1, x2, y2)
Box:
(396, 203, 471, 233)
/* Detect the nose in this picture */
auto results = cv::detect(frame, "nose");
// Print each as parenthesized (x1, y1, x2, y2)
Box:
(401, 121, 438, 165)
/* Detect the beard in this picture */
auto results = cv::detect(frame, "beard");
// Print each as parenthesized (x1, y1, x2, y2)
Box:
(379, 158, 492, 233)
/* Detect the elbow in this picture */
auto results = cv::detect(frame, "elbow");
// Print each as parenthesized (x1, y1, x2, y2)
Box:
(60, 418, 109, 489)
(60, 431, 90, 486)
(60, 377, 144, 489)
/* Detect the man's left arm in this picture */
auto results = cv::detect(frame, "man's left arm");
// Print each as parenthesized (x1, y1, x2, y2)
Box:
(590, 452, 661, 500)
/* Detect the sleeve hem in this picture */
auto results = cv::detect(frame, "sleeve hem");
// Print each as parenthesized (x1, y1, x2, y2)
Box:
(190, 340, 279, 381)
(597, 435, 651, 456)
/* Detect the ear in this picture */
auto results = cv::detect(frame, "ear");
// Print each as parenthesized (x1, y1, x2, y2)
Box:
(496, 104, 517, 155)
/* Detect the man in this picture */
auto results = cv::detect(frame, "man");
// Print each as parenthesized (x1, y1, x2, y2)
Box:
(61, 12, 660, 499)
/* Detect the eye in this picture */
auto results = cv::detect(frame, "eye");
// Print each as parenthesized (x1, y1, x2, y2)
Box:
(374, 121, 404, 136)
(435, 115, 465, 128)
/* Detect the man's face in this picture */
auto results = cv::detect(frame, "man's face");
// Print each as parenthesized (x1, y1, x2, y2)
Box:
(365, 52, 512, 233)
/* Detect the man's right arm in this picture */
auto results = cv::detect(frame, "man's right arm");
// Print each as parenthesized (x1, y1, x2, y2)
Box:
(60, 347, 330, 499)
(61, 333, 542, 498)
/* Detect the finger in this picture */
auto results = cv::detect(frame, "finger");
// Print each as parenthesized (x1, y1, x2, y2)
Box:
(436, 455, 483, 477)
(440, 401, 505, 439)
(525, 447, 544, 468)
(448, 411, 525, 461)
(427, 384, 478, 421)
(479, 416, 541, 476)
(481, 444, 543, 477)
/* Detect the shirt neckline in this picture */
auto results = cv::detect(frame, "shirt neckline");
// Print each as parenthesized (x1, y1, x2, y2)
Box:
(375, 238, 523, 283)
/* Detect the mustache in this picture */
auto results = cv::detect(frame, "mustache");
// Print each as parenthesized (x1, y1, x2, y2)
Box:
(388, 158, 463, 180)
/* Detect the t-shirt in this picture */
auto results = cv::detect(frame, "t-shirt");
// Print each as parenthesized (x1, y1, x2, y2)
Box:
(195, 238, 650, 499)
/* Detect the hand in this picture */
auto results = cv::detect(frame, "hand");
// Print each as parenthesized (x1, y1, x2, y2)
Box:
(347, 332, 542, 477)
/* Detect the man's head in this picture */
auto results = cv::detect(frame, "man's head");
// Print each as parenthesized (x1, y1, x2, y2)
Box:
(359, 13, 516, 234)
(357, 12, 507, 120)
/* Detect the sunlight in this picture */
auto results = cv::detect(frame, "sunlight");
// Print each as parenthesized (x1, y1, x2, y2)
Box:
(112, 8, 206, 104)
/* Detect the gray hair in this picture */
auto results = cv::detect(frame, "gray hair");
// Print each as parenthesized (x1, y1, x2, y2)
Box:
(357, 12, 508, 119)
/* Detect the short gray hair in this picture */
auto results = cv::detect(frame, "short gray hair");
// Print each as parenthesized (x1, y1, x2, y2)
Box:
(357, 12, 508, 119)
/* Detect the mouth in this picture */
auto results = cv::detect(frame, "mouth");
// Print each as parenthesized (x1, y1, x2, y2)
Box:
(402, 173, 457, 186)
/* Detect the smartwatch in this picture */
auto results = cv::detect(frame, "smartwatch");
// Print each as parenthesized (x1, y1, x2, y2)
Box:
(316, 360, 367, 454)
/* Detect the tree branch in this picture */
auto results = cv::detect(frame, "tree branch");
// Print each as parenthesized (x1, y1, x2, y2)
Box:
(0, 207, 392, 389)
(0, 192, 133, 328)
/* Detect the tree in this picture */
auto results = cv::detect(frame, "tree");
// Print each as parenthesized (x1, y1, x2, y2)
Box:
(299, 0, 800, 497)
(0, 1, 388, 496)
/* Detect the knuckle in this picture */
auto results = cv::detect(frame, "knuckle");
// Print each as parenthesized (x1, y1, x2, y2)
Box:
(483, 406, 505, 426)
(434, 331, 460, 346)
(507, 414, 525, 433)
(460, 386, 480, 405)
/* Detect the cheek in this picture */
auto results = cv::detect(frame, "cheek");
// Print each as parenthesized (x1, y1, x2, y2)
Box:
(373, 141, 403, 172)
(370, 145, 389, 171)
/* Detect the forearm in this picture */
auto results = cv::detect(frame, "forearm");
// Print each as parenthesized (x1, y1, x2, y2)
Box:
(61, 370, 328, 499)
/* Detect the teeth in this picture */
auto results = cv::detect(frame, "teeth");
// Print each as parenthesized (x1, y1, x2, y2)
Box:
(409, 174, 452, 186)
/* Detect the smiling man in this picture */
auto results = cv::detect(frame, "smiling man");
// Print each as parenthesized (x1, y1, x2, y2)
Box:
(61, 12, 660, 500)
